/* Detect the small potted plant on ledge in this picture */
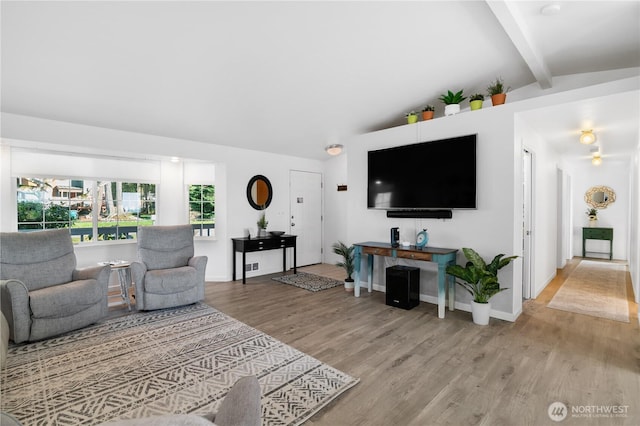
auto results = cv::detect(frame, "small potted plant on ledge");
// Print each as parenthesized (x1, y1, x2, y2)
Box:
(469, 93, 484, 111)
(446, 248, 517, 325)
(487, 77, 510, 106)
(438, 89, 466, 116)
(405, 111, 418, 124)
(421, 105, 435, 121)
(332, 241, 355, 292)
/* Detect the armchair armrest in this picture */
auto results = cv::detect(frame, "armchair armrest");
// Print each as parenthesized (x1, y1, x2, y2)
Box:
(0, 279, 31, 344)
(73, 264, 111, 283)
(188, 256, 208, 273)
(130, 261, 147, 310)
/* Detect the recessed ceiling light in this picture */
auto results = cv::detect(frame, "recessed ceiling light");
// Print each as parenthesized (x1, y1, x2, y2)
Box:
(540, 3, 561, 16)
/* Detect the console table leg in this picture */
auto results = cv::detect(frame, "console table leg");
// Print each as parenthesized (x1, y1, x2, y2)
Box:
(437, 263, 446, 318)
(448, 262, 455, 312)
(354, 246, 362, 297)
(367, 254, 374, 293)
(242, 252, 246, 284)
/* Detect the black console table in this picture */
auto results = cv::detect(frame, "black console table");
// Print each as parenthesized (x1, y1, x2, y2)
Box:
(231, 235, 297, 284)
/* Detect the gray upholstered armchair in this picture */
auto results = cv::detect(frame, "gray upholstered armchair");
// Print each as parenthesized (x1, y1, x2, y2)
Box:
(0, 229, 111, 343)
(131, 225, 207, 311)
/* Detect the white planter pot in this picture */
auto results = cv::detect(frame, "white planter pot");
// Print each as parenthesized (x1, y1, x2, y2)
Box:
(344, 279, 354, 292)
(471, 300, 491, 325)
(444, 104, 460, 116)
(589, 218, 598, 227)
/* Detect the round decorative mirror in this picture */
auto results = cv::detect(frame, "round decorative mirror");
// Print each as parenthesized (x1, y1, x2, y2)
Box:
(247, 175, 273, 210)
(584, 185, 616, 209)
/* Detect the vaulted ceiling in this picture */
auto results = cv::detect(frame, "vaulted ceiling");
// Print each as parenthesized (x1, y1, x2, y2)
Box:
(2, 1, 639, 160)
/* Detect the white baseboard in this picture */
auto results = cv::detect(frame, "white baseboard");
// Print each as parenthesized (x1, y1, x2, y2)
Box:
(370, 282, 518, 322)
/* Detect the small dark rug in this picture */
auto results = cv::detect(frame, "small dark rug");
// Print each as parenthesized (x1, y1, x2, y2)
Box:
(272, 272, 344, 292)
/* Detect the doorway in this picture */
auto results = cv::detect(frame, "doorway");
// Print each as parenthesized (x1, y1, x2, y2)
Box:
(523, 149, 534, 299)
(289, 170, 323, 266)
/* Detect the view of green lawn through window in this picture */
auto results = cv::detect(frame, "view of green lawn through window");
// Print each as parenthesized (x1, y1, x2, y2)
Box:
(17, 178, 156, 243)
(189, 184, 215, 237)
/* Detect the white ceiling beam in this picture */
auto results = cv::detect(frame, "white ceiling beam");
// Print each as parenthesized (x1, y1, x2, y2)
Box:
(486, 1, 553, 89)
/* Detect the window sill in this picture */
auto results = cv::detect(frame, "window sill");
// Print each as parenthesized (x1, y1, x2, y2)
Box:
(74, 239, 137, 248)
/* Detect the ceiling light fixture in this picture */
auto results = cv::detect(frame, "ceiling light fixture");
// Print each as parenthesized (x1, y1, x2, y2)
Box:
(580, 130, 596, 145)
(325, 144, 343, 156)
(170, 156, 181, 163)
(591, 153, 602, 166)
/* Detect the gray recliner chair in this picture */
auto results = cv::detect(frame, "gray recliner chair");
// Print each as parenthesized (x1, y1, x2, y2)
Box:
(0, 229, 111, 343)
(131, 225, 207, 311)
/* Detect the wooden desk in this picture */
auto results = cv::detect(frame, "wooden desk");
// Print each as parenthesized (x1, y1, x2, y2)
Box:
(232, 235, 297, 284)
(353, 242, 458, 318)
(582, 227, 613, 260)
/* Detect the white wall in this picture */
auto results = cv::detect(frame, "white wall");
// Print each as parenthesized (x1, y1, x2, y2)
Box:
(323, 153, 348, 268)
(514, 116, 562, 298)
(565, 159, 630, 260)
(344, 106, 522, 321)
(629, 143, 640, 305)
(1, 114, 324, 282)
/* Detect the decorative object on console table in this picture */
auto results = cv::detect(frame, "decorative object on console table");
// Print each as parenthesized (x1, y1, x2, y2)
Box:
(439, 89, 466, 116)
(586, 208, 598, 227)
(487, 76, 510, 106)
(445, 248, 517, 325)
(416, 229, 429, 248)
(421, 105, 435, 120)
(331, 241, 355, 292)
(257, 211, 268, 237)
(469, 93, 484, 110)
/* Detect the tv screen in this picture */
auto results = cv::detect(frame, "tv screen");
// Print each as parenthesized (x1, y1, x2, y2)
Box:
(367, 134, 477, 210)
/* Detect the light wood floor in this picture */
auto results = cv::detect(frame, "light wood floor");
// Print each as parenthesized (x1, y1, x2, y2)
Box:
(203, 259, 640, 425)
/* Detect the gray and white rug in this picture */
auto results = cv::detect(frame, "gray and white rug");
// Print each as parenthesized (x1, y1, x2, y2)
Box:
(1, 303, 358, 425)
(272, 272, 344, 292)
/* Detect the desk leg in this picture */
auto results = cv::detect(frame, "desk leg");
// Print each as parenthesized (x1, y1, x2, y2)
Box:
(232, 250, 237, 282)
(293, 245, 297, 274)
(242, 252, 247, 284)
(447, 261, 455, 312)
(354, 246, 362, 297)
(367, 254, 373, 293)
(437, 262, 446, 319)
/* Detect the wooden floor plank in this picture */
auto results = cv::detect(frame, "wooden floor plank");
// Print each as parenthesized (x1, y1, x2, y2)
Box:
(196, 259, 640, 425)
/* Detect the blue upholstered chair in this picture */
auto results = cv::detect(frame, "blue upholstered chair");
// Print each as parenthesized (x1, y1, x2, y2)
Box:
(0, 229, 111, 343)
(131, 225, 207, 311)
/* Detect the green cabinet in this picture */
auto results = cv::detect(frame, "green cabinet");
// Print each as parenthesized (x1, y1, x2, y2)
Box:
(582, 227, 613, 260)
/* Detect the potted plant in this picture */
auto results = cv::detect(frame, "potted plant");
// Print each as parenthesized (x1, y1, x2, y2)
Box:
(421, 105, 435, 121)
(586, 208, 598, 226)
(469, 93, 484, 111)
(332, 241, 355, 292)
(487, 77, 510, 106)
(445, 248, 517, 325)
(257, 211, 268, 237)
(405, 111, 418, 124)
(438, 89, 466, 116)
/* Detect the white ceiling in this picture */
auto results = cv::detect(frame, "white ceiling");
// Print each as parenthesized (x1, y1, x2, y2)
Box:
(2, 1, 639, 160)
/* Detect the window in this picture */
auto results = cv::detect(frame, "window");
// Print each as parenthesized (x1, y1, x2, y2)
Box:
(189, 184, 215, 237)
(17, 177, 156, 243)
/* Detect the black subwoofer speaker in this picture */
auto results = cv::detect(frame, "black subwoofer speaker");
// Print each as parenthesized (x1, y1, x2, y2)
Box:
(385, 265, 420, 310)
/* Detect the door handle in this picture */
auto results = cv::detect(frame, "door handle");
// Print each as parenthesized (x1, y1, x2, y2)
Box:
(291, 222, 296, 227)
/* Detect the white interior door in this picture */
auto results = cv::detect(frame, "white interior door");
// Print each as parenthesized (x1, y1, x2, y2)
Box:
(290, 170, 322, 267)
(523, 149, 533, 299)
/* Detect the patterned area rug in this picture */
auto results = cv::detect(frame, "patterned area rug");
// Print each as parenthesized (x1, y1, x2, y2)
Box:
(1, 303, 358, 425)
(547, 260, 629, 322)
(272, 272, 344, 292)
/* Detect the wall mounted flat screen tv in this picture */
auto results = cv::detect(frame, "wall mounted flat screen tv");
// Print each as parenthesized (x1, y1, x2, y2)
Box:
(367, 134, 477, 210)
